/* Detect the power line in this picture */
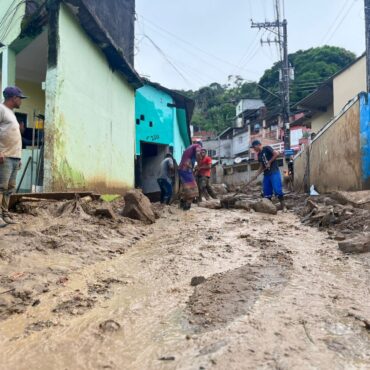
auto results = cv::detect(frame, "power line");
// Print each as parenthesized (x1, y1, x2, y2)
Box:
(138, 20, 231, 78)
(322, 0, 356, 44)
(232, 29, 263, 75)
(325, 0, 357, 43)
(142, 35, 193, 88)
(0, 1, 25, 42)
(137, 14, 261, 76)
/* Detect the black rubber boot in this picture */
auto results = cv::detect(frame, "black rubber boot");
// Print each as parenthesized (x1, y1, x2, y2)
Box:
(279, 198, 287, 213)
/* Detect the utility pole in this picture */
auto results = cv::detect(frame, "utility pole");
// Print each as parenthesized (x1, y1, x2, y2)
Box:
(365, 0, 370, 92)
(251, 0, 291, 149)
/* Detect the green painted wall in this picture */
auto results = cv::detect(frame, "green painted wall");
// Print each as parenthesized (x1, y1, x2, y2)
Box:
(44, 5, 135, 193)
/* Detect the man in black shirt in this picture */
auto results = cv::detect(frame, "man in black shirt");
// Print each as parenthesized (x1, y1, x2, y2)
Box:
(250, 140, 286, 212)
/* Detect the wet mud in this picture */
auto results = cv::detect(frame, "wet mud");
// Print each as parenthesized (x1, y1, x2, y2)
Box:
(188, 250, 292, 331)
(0, 197, 369, 369)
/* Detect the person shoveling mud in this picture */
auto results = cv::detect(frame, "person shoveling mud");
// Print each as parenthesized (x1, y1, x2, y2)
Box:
(249, 140, 287, 212)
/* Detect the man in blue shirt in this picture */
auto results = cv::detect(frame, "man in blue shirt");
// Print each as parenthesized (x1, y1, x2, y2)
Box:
(250, 140, 286, 212)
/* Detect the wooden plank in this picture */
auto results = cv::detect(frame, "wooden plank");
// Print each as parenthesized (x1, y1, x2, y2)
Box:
(9, 192, 100, 209)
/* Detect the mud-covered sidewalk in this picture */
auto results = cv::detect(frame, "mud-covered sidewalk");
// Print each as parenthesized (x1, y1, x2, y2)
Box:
(0, 197, 369, 370)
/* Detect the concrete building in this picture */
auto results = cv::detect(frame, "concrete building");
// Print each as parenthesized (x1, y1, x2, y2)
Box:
(203, 127, 233, 164)
(291, 54, 366, 147)
(135, 81, 193, 195)
(294, 92, 370, 192)
(232, 128, 249, 158)
(0, 0, 142, 193)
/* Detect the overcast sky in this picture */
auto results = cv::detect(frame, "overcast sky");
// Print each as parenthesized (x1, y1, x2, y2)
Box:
(135, 0, 365, 90)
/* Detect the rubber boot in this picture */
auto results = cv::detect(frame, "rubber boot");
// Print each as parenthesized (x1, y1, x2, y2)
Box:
(279, 198, 287, 213)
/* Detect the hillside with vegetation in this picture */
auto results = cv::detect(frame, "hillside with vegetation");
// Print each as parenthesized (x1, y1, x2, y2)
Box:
(181, 46, 356, 133)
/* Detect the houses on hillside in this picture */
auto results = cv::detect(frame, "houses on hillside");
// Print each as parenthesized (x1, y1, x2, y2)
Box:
(202, 98, 285, 186)
(203, 98, 284, 161)
(0, 0, 193, 196)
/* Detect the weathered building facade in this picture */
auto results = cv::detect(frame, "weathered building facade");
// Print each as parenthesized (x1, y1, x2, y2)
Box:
(135, 81, 193, 195)
(291, 54, 366, 149)
(0, 0, 141, 193)
(294, 92, 370, 192)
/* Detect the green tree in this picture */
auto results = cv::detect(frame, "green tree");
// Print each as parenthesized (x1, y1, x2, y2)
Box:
(259, 46, 356, 110)
(181, 46, 357, 133)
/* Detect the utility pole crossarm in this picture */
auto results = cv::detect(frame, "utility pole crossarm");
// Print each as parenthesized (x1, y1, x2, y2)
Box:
(251, 21, 284, 28)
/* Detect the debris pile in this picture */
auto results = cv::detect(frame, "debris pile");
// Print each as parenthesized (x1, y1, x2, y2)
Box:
(220, 194, 277, 215)
(121, 189, 156, 224)
(300, 191, 370, 253)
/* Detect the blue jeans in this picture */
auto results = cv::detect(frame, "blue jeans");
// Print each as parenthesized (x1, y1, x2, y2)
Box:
(157, 178, 173, 204)
(263, 171, 284, 199)
(0, 158, 20, 214)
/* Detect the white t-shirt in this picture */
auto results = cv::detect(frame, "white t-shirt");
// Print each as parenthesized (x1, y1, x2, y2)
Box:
(0, 104, 22, 158)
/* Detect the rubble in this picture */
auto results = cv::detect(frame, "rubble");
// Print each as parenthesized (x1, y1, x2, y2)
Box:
(220, 194, 278, 214)
(121, 190, 156, 224)
(95, 204, 117, 220)
(297, 190, 370, 253)
(234, 200, 251, 211)
(338, 234, 370, 254)
(251, 198, 277, 215)
(198, 199, 222, 210)
(212, 184, 229, 196)
(330, 190, 370, 210)
(190, 276, 206, 286)
(220, 194, 243, 209)
(300, 194, 370, 233)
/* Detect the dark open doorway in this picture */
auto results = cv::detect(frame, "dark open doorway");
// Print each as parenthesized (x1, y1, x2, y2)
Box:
(136, 142, 169, 201)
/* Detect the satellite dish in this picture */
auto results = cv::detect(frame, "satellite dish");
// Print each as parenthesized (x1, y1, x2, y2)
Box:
(234, 157, 242, 164)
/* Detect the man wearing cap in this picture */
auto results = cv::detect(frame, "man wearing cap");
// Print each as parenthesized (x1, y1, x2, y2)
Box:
(0, 86, 27, 227)
(250, 140, 287, 212)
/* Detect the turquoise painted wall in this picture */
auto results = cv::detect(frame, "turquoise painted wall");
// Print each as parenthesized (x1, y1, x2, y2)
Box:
(135, 85, 190, 164)
(135, 85, 174, 155)
(44, 5, 135, 193)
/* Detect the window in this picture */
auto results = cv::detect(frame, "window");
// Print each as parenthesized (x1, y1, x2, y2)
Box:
(208, 149, 216, 157)
(149, 121, 153, 127)
(238, 136, 243, 144)
(136, 118, 140, 125)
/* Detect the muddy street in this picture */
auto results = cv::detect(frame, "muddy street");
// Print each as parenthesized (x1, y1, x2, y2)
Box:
(0, 200, 369, 370)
